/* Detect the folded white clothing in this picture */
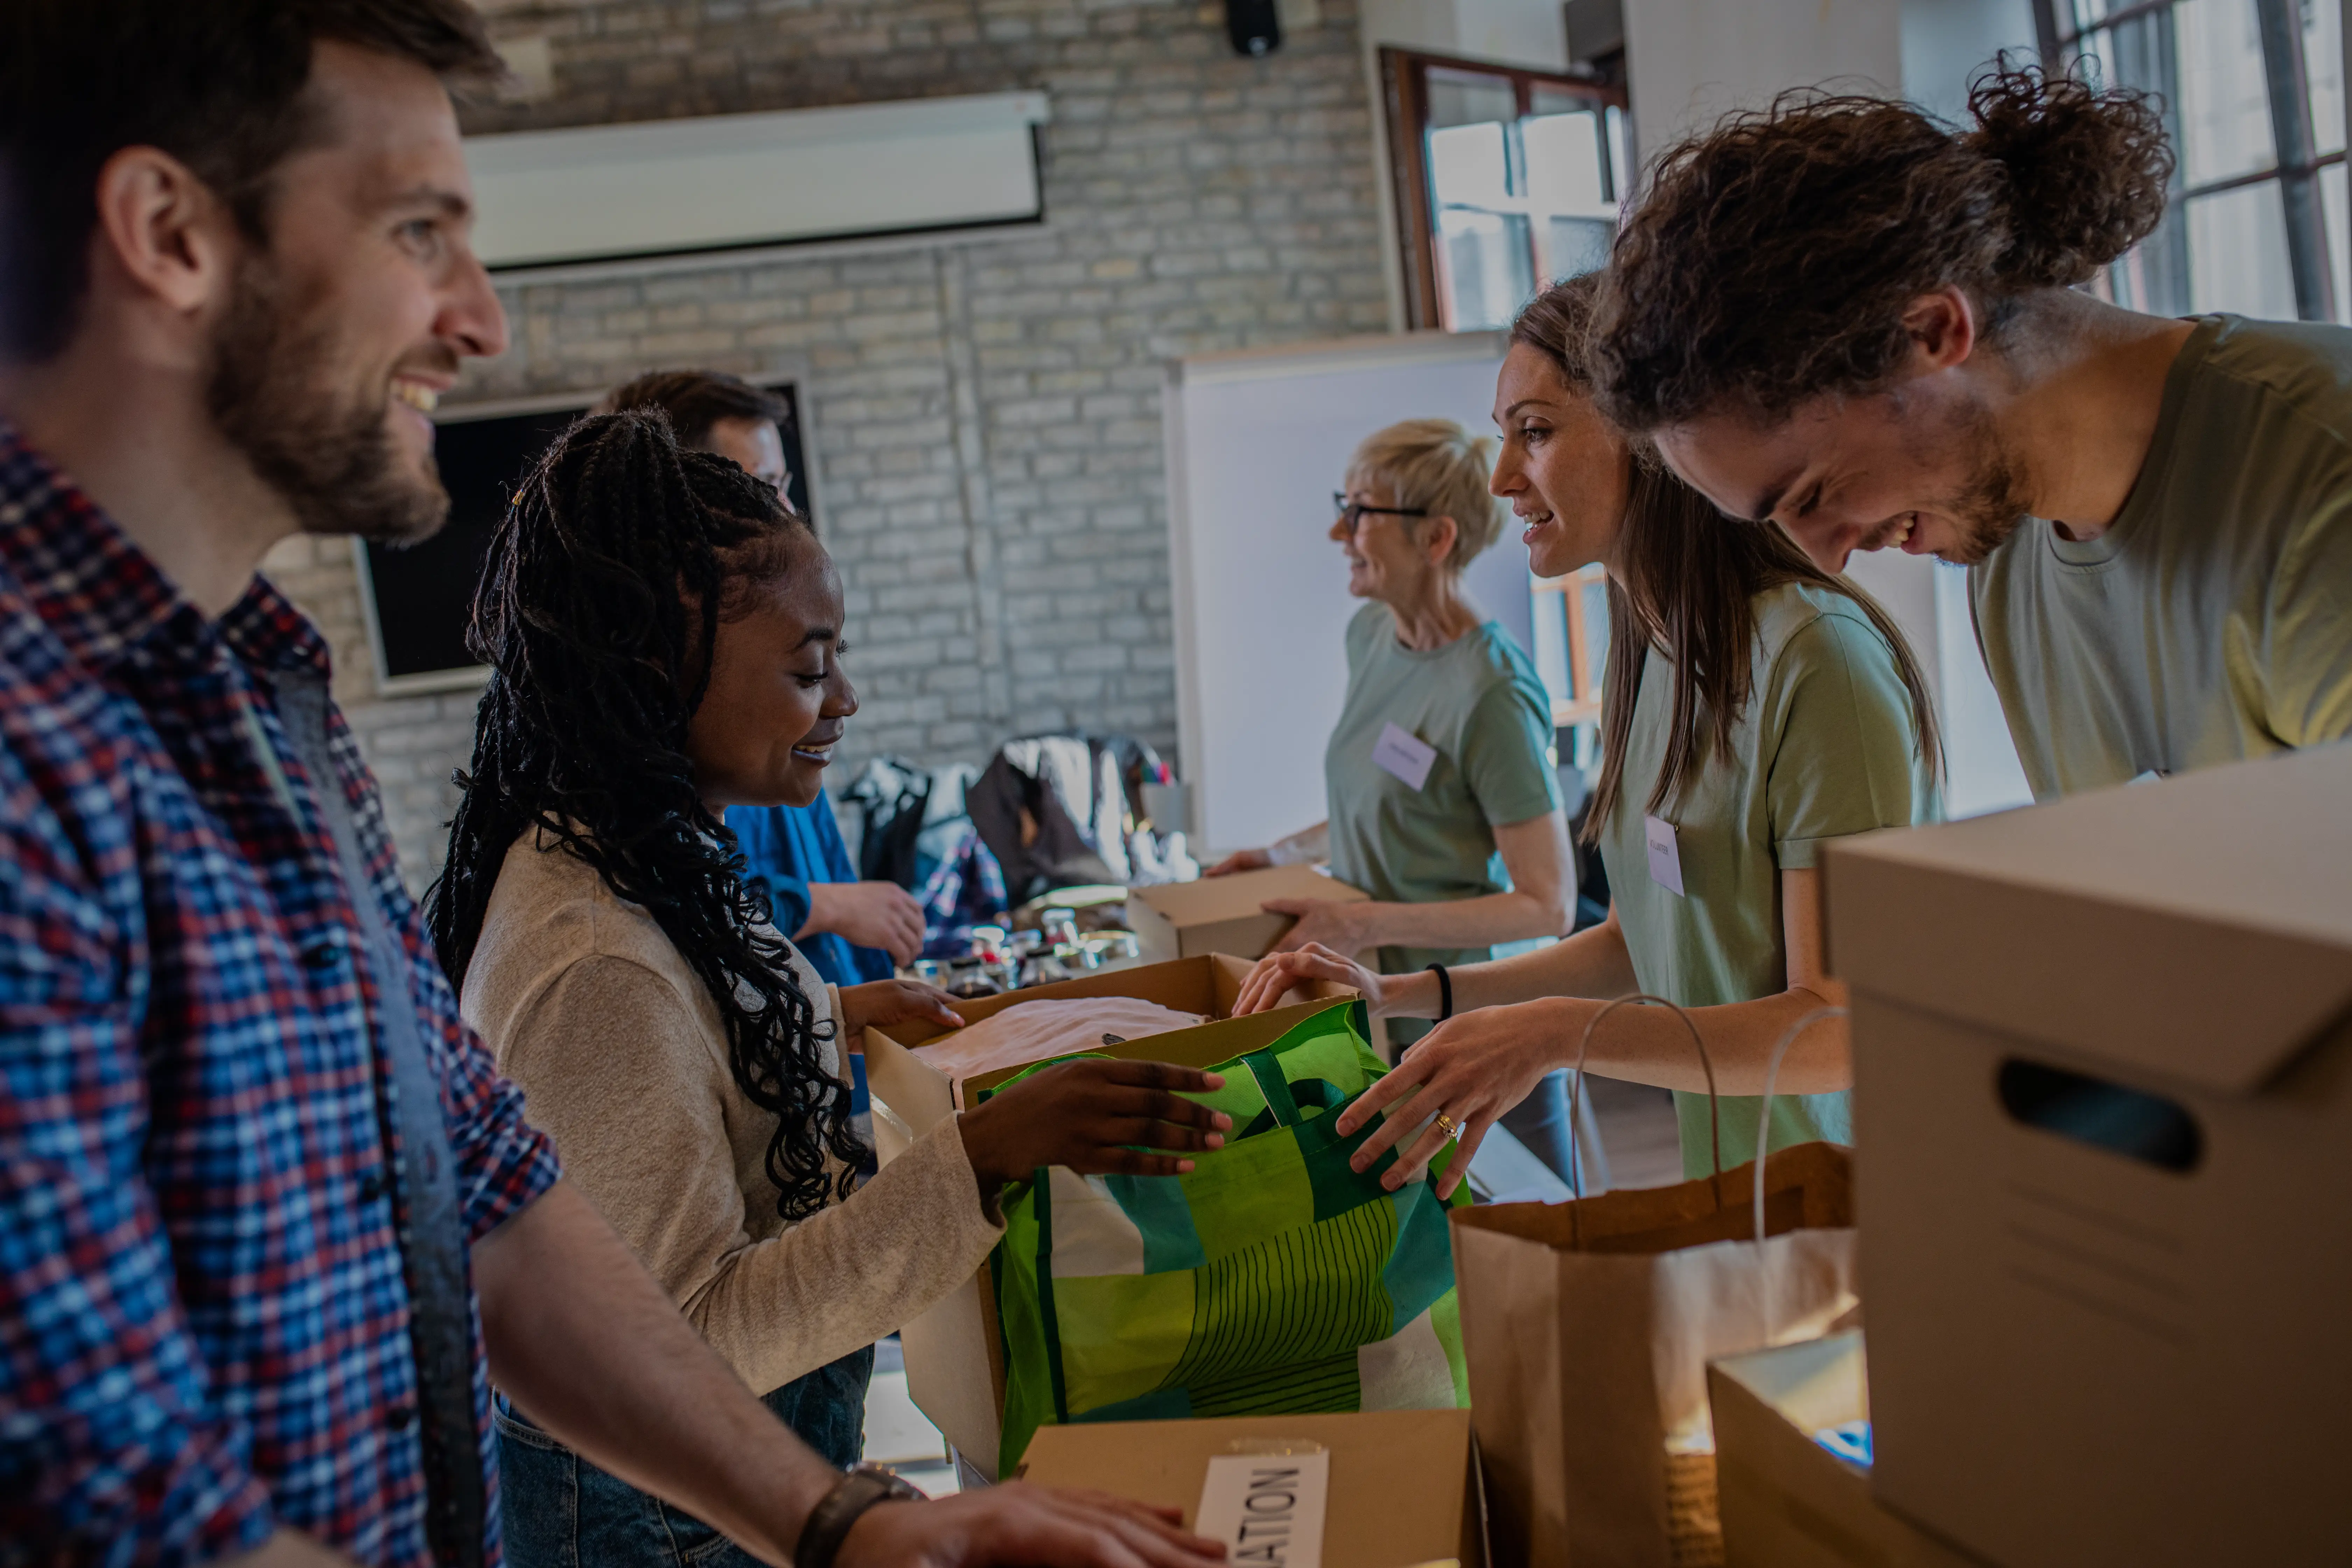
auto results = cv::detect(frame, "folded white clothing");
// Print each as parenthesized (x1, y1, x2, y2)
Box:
(910, 996, 1206, 1081)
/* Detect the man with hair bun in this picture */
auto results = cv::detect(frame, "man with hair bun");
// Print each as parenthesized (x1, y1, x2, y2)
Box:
(1594, 64, 2352, 798)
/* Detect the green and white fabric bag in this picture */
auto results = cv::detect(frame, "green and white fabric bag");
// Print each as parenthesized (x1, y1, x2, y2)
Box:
(989, 999, 1470, 1475)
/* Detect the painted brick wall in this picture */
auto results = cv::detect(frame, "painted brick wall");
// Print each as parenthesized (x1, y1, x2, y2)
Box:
(267, 0, 1388, 894)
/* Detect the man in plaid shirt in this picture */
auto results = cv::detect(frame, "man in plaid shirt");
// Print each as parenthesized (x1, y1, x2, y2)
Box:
(0, 5, 1225, 1567)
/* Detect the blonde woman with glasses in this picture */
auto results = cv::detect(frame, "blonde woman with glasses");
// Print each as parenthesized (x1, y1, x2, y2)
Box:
(1208, 420, 1576, 1165)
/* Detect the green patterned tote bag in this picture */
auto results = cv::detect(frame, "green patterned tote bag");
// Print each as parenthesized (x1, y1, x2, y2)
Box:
(989, 999, 1470, 1475)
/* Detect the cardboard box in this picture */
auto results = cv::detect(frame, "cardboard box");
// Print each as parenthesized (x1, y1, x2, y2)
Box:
(1125, 864, 1368, 964)
(861, 954, 1359, 1478)
(1820, 744, 2352, 1568)
(1709, 1332, 1983, 1568)
(1018, 1407, 1489, 1568)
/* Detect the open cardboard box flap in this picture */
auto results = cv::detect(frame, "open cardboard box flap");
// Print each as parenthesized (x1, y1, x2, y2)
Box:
(1018, 1407, 1488, 1568)
(1822, 744, 2352, 1096)
(1708, 1332, 1983, 1568)
(860, 954, 1359, 1474)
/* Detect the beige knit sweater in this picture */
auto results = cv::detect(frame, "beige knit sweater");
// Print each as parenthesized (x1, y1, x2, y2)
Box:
(460, 828, 1002, 1397)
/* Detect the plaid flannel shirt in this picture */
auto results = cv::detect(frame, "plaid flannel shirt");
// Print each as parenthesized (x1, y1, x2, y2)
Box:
(0, 429, 562, 1565)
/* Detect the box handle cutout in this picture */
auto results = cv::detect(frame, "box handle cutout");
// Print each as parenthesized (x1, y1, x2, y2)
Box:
(1995, 1059, 2203, 1173)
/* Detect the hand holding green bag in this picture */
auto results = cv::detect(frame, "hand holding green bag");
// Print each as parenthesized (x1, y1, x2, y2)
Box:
(987, 998, 1471, 1476)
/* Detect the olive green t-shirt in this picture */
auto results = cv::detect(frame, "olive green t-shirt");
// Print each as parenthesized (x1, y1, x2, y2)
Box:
(1323, 604, 1561, 995)
(1973, 314, 2352, 799)
(1598, 582, 1939, 1179)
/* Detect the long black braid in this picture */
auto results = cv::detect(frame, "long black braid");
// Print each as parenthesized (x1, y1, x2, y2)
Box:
(428, 410, 862, 1220)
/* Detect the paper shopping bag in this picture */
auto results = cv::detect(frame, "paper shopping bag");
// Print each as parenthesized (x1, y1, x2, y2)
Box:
(1450, 1139, 1857, 1568)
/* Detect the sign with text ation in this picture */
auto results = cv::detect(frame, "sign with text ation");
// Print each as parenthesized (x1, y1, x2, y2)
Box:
(1195, 1449, 1329, 1567)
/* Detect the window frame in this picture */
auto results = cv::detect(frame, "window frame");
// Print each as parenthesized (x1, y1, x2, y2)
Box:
(2033, 0, 2344, 320)
(1380, 46, 1628, 332)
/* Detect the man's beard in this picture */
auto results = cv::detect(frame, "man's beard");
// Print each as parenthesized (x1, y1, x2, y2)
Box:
(204, 253, 450, 545)
(1931, 404, 2033, 567)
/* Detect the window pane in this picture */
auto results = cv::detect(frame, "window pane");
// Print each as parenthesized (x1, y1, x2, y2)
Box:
(1540, 217, 1613, 281)
(1429, 121, 1513, 208)
(1436, 207, 1536, 330)
(2324, 159, 2350, 320)
(2067, 0, 2136, 30)
(1426, 67, 1518, 131)
(1605, 106, 1629, 200)
(2173, 0, 2278, 186)
(2185, 180, 2301, 313)
(1525, 112, 1609, 211)
(2307, 0, 2344, 158)
(2108, 201, 2195, 314)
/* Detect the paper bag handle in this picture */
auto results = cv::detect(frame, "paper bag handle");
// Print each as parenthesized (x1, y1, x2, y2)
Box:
(1750, 1006, 1847, 1247)
(1567, 993, 1719, 1207)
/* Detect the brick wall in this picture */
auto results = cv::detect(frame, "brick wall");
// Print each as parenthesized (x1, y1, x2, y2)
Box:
(269, 0, 1389, 894)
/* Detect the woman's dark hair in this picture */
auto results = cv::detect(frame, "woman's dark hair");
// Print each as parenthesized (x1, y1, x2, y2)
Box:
(1512, 276, 1942, 839)
(428, 410, 861, 1221)
(1592, 60, 2174, 432)
(0, 0, 500, 361)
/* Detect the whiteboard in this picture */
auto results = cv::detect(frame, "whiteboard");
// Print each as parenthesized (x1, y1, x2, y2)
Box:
(1162, 332, 1533, 855)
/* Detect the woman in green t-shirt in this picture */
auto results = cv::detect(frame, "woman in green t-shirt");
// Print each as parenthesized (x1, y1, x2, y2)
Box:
(1237, 275, 1941, 1187)
(1205, 418, 1574, 994)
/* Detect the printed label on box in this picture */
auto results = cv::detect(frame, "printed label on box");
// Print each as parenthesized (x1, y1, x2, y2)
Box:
(1195, 1449, 1329, 1567)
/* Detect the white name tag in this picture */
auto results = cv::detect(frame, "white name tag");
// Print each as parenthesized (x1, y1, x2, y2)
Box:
(1196, 1449, 1329, 1568)
(1372, 722, 1438, 791)
(1644, 813, 1685, 897)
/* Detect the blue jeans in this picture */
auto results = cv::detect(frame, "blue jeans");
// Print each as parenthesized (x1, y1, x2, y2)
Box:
(497, 1345, 874, 1567)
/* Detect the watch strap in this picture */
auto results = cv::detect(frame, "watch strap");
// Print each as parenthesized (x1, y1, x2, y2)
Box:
(797, 1464, 922, 1568)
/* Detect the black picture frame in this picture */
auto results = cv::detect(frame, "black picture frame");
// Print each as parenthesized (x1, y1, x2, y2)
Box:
(354, 381, 810, 693)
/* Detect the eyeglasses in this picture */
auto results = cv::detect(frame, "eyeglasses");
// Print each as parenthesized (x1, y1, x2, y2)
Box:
(1334, 492, 1428, 531)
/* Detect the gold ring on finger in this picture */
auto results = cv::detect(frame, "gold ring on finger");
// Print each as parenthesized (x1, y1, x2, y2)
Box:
(1433, 1111, 1460, 1140)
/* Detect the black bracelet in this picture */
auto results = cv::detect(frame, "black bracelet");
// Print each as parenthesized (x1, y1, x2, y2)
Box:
(796, 1464, 923, 1568)
(1425, 962, 1452, 1021)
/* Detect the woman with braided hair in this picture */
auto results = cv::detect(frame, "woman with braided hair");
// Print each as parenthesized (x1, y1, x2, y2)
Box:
(431, 411, 1233, 1565)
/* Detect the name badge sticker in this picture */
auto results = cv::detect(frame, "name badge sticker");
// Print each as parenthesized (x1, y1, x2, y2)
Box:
(1643, 814, 1686, 897)
(1195, 1449, 1329, 1568)
(1372, 722, 1438, 792)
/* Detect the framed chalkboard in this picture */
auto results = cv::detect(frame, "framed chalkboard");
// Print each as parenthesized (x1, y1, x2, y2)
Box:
(355, 381, 812, 695)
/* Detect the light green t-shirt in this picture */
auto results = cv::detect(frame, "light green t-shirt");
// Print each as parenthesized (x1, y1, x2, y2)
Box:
(1323, 604, 1561, 1000)
(1973, 314, 2352, 800)
(1598, 582, 1939, 1179)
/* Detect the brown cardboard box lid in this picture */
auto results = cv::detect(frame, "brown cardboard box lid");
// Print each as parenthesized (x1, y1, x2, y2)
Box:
(1018, 1408, 1485, 1568)
(1822, 745, 2352, 1094)
(1128, 864, 1368, 926)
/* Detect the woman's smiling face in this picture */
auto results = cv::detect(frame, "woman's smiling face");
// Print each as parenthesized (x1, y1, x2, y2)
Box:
(1488, 341, 1630, 579)
(685, 527, 856, 812)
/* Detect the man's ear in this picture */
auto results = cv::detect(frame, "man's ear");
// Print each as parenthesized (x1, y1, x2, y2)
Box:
(1900, 285, 1979, 374)
(88, 145, 237, 329)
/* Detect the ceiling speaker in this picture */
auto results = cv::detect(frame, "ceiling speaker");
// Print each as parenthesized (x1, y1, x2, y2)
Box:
(1225, 0, 1281, 57)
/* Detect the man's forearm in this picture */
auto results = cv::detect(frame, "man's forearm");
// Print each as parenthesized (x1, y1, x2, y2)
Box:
(472, 1181, 837, 1566)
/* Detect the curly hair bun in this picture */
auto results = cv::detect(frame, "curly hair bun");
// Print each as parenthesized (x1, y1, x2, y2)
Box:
(1594, 58, 2175, 430)
(1967, 63, 2172, 289)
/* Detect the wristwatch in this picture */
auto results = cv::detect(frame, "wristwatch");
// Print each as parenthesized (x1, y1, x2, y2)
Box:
(796, 1463, 925, 1568)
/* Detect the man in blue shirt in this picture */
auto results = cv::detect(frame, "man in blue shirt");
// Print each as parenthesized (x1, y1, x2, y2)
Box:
(598, 371, 922, 982)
